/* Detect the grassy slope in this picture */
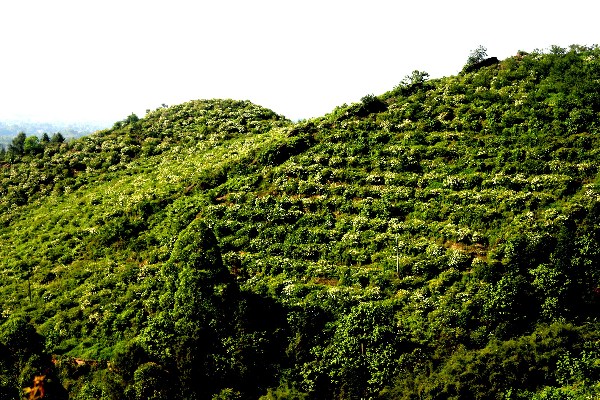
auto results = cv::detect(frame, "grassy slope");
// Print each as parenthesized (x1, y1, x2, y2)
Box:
(1, 47, 600, 398)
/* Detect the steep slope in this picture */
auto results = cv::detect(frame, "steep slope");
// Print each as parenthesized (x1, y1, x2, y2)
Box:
(1, 46, 600, 399)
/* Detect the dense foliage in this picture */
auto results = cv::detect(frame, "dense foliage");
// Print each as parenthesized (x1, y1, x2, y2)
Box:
(1, 46, 599, 399)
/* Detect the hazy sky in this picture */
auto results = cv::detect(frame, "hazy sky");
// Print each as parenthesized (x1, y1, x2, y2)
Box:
(0, 0, 597, 125)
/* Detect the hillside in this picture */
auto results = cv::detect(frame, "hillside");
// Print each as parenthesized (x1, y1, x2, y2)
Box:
(1, 45, 600, 399)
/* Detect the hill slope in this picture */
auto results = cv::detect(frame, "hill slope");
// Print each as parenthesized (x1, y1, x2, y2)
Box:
(1, 46, 600, 399)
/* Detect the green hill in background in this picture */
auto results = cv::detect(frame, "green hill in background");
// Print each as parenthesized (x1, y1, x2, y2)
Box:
(1, 45, 599, 399)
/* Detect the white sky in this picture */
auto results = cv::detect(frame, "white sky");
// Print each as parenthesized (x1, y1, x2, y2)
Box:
(0, 0, 597, 125)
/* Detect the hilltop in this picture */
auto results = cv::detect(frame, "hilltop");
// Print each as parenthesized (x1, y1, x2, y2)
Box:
(1, 45, 599, 399)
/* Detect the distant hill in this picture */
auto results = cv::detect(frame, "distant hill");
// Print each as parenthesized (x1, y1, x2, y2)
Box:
(0, 45, 599, 399)
(0, 120, 108, 148)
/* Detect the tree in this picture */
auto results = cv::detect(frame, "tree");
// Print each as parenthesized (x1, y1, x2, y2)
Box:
(404, 70, 430, 86)
(132, 363, 172, 400)
(0, 315, 43, 368)
(395, 70, 431, 96)
(125, 113, 140, 124)
(23, 136, 43, 155)
(0, 315, 65, 398)
(110, 340, 151, 389)
(466, 45, 488, 66)
(342, 94, 388, 118)
(50, 132, 65, 143)
(320, 301, 404, 398)
(8, 132, 26, 156)
(141, 218, 234, 399)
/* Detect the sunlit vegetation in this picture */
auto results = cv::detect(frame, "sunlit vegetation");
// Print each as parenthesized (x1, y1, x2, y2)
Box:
(1, 46, 600, 399)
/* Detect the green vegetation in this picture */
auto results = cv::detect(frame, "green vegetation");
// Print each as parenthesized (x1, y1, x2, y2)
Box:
(0, 121, 101, 150)
(1, 45, 600, 399)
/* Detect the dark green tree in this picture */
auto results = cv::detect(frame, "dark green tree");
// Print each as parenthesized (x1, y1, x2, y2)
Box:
(109, 339, 151, 397)
(320, 301, 404, 399)
(141, 218, 233, 399)
(125, 113, 140, 124)
(50, 132, 65, 143)
(396, 70, 431, 95)
(0, 315, 43, 363)
(8, 132, 26, 156)
(466, 45, 488, 66)
(404, 70, 430, 86)
(132, 362, 171, 400)
(0, 315, 66, 399)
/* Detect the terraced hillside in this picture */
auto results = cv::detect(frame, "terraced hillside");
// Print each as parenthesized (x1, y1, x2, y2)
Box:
(1, 45, 599, 399)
